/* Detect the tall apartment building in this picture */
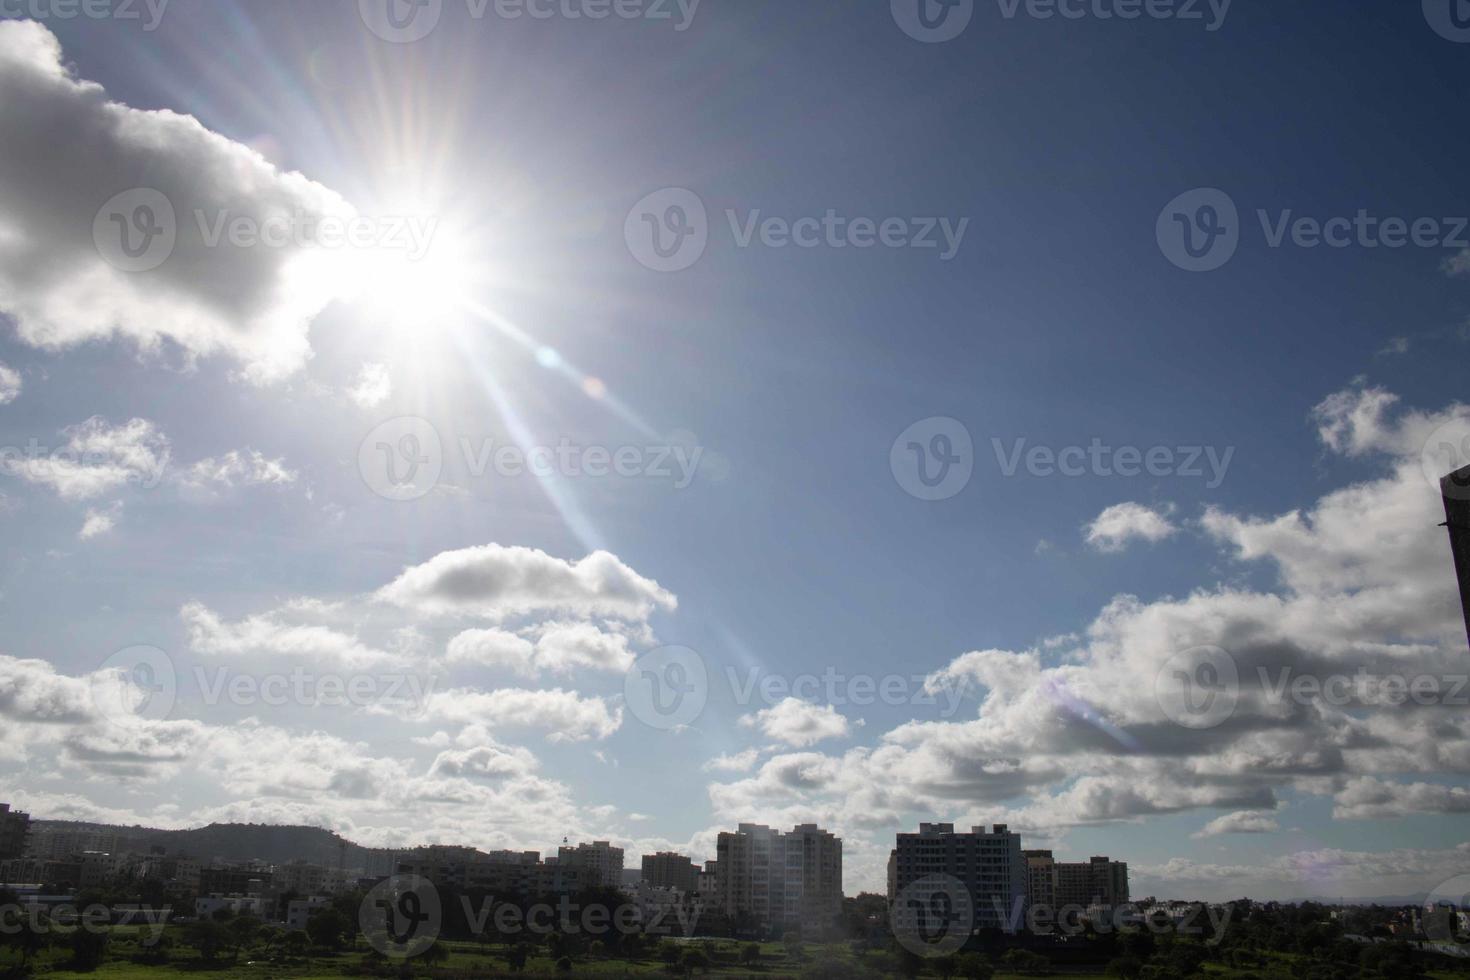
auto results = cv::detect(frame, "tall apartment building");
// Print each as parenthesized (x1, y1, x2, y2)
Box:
(0, 805, 30, 860)
(642, 851, 700, 893)
(557, 841, 625, 890)
(1444, 464, 1470, 648)
(1023, 850, 1056, 908)
(714, 823, 842, 934)
(1023, 851, 1128, 909)
(890, 824, 1027, 933)
(698, 860, 718, 902)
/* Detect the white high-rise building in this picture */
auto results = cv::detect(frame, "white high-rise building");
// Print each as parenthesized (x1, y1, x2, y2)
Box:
(714, 823, 842, 934)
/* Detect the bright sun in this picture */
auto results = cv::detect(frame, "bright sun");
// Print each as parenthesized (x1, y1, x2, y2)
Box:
(350, 223, 479, 332)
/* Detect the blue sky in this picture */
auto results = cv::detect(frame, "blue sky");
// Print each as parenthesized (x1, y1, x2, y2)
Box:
(1, 0, 1470, 900)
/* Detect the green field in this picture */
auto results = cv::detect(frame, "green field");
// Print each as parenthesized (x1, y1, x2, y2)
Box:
(7, 926, 1470, 979)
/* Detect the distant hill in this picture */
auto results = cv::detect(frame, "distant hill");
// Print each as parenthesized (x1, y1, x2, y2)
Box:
(31, 820, 395, 869)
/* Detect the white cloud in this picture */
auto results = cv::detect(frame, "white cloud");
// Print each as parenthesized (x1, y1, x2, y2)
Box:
(445, 622, 635, 677)
(378, 544, 676, 623)
(0, 21, 354, 383)
(348, 362, 392, 408)
(444, 629, 537, 676)
(181, 601, 408, 669)
(1085, 502, 1177, 552)
(1193, 810, 1280, 838)
(420, 687, 622, 743)
(180, 449, 297, 491)
(703, 748, 761, 773)
(0, 654, 209, 780)
(1333, 776, 1470, 819)
(740, 698, 852, 747)
(700, 386, 1470, 893)
(528, 621, 635, 674)
(9, 416, 169, 500)
(78, 501, 121, 540)
(0, 361, 19, 404)
(0, 655, 624, 862)
(428, 741, 539, 781)
(1444, 249, 1470, 278)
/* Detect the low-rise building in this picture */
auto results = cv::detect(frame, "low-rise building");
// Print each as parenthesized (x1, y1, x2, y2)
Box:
(397, 847, 585, 897)
(195, 894, 266, 919)
(286, 896, 331, 931)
